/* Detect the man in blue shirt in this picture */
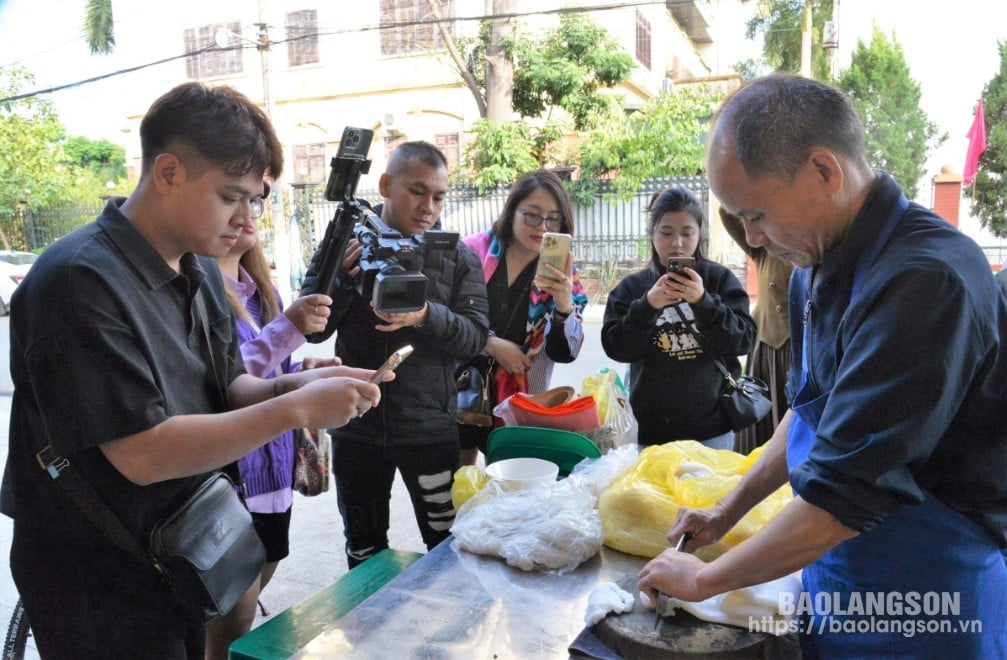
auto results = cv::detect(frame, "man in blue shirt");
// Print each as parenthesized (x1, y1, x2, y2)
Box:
(639, 74, 1007, 657)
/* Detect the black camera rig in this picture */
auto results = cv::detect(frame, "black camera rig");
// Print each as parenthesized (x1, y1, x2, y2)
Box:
(301, 127, 458, 343)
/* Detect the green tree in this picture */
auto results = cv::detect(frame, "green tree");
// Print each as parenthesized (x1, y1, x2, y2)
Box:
(0, 67, 79, 213)
(64, 135, 126, 183)
(454, 13, 634, 189)
(448, 11, 634, 129)
(458, 120, 536, 192)
(746, 0, 833, 80)
(966, 41, 1007, 237)
(508, 14, 635, 131)
(573, 85, 723, 203)
(836, 27, 945, 199)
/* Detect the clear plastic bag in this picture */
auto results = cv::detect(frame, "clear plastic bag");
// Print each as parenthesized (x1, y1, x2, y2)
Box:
(450, 477, 603, 574)
(567, 443, 639, 498)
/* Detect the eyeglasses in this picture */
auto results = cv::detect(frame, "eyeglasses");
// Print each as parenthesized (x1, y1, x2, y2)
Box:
(249, 197, 265, 220)
(518, 208, 563, 230)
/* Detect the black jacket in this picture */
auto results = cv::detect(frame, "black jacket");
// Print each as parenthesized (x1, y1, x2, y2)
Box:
(601, 259, 755, 444)
(301, 209, 489, 446)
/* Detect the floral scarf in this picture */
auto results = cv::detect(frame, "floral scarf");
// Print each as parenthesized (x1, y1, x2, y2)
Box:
(462, 230, 588, 400)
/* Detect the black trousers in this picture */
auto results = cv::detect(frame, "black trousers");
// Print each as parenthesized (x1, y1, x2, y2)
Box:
(11, 520, 204, 659)
(332, 436, 460, 568)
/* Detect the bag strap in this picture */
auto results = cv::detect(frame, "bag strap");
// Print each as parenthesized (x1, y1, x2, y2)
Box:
(193, 289, 227, 403)
(194, 290, 244, 489)
(34, 287, 229, 569)
(671, 302, 737, 388)
(34, 448, 154, 569)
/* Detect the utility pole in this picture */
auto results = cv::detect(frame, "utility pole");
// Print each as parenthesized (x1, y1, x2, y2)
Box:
(800, 0, 813, 78)
(255, 0, 292, 305)
(822, 0, 840, 78)
(485, 0, 515, 121)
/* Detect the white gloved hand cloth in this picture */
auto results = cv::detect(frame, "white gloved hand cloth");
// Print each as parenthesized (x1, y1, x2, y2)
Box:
(641, 572, 803, 635)
(584, 582, 636, 625)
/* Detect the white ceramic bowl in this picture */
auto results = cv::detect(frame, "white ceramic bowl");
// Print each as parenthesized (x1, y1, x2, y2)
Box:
(485, 457, 559, 491)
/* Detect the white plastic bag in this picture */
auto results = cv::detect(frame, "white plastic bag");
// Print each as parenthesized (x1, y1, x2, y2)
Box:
(450, 477, 602, 574)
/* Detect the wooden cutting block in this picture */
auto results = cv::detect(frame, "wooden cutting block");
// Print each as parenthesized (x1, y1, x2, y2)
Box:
(595, 574, 773, 659)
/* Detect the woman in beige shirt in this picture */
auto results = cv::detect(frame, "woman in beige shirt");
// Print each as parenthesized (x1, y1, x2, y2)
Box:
(719, 208, 793, 453)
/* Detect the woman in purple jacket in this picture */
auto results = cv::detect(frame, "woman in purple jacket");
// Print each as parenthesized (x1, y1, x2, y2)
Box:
(205, 209, 336, 659)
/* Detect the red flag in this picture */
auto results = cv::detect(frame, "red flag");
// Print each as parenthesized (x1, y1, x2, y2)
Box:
(963, 98, 987, 186)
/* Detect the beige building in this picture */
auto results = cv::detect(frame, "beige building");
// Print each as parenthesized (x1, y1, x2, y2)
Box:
(88, 0, 751, 289)
(107, 0, 748, 188)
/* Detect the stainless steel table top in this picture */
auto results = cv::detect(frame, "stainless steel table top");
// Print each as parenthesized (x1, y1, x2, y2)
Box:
(293, 539, 647, 658)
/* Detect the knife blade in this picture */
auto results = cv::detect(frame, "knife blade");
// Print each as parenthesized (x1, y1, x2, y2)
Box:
(652, 532, 693, 632)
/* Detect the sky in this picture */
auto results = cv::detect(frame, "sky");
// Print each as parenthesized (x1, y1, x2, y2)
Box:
(0, 0, 1003, 235)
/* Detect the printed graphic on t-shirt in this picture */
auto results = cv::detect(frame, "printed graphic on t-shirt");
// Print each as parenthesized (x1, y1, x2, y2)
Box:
(653, 305, 702, 360)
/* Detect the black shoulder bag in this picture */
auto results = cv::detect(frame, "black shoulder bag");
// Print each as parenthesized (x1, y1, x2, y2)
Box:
(34, 290, 265, 623)
(674, 303, 772, 433)
(454, 274, 530, 427)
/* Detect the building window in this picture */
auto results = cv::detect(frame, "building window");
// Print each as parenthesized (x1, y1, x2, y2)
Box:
(383, 134, 408, 160)
(292, 143, 327, 184)
(635, 10, 652, 71)
(286, 10, 319, 66)
(434, 132, 459, 173)
(379, 0, 454, 56)
(184, 21, 244, 79)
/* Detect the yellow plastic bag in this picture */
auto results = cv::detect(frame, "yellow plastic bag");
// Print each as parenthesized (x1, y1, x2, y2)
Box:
(581, 368, 624, 425)
(597, 441, 792, 560)
(451, 465, 489, 510)
(581, 368, 637, 450)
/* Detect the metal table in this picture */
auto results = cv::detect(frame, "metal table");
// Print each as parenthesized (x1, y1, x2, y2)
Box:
(291, 540, 646, 658)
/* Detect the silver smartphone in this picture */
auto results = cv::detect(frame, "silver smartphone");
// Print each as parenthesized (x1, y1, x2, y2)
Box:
(369, 345, 414, 384)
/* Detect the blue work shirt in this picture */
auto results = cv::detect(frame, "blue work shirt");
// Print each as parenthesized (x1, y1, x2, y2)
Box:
(786, 173, 1007, 548)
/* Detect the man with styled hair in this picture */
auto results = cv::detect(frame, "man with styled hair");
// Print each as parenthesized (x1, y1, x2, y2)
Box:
(3, 82, 383, 657)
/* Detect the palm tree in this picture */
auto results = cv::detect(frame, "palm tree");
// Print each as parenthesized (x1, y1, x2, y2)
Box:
(85, 0, 115, 55)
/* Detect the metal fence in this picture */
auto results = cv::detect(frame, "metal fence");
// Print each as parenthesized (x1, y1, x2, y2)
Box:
(8, 182, 1007, 279)
(0, 201, 106, 253)
(295, 175, 710, 271)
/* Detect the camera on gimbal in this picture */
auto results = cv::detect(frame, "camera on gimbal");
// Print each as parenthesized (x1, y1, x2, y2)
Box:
(300, 126, 458, 342)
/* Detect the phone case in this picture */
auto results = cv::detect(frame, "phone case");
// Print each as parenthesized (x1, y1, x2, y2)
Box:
(667, 256, 695, 273)
(537, 233, 572, 279)
(370, 345, 413, 383)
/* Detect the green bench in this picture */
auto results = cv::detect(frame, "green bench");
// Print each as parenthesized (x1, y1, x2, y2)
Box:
(228, 548, 424, 659)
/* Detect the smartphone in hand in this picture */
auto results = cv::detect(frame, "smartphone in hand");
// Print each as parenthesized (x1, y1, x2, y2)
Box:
(667, 256, 696, 274)
(369, 345, 414, 384)
(537, 232, 572, 280)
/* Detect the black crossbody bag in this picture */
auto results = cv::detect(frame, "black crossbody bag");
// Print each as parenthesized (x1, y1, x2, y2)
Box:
(34, 290, 265, 623)
(673, 302, 772, 433)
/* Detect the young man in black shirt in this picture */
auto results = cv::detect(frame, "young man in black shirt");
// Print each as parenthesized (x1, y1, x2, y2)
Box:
(2, 82, 384, 658)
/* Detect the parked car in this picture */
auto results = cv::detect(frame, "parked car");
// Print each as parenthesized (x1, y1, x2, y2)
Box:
(0, 250, 37, 316)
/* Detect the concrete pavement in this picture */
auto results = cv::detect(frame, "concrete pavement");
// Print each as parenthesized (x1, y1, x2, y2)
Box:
(0, 304, 612, 656)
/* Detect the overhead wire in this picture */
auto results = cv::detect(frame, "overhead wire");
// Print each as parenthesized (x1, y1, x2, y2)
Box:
(1, 0, 669, 105)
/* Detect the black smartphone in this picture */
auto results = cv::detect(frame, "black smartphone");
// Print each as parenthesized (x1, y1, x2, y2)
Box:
(369, 345, 414, 384)
(324, 126, 375, 202)
(667, 256, 696, 274)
